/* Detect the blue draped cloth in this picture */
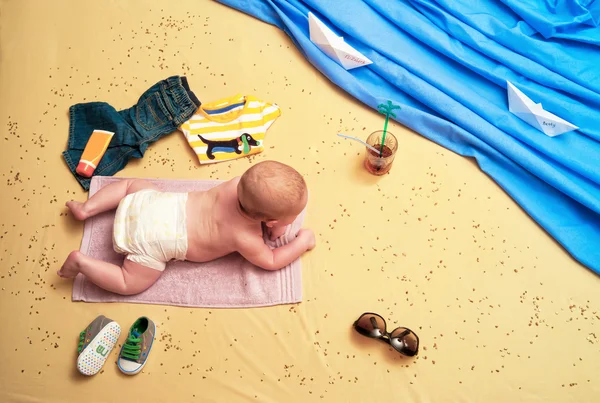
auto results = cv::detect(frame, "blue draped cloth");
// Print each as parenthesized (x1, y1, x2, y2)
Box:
(217, 0, 600, 273)
(499, 0, 600, 45)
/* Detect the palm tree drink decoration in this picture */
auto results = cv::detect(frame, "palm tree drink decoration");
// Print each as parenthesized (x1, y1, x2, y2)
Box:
(377, 101, 401, 157)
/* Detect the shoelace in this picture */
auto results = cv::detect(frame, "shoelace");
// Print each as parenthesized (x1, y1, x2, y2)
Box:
(121, 331, 142, 361)
(77, 331, 86, 354)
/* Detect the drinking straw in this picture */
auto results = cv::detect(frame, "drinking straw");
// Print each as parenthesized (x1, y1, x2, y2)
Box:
(337, 133, 380, 154)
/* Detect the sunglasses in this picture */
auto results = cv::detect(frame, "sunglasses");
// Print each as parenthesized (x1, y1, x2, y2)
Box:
(353, 312, 419, 356)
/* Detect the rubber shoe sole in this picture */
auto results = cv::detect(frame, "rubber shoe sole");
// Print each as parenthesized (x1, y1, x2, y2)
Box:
(77, 321, 121, 376)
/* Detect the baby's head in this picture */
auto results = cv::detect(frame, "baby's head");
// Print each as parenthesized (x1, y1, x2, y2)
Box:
(238, 161, 307, 227)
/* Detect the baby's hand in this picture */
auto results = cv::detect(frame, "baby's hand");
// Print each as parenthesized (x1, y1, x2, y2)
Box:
(297, 229, 316, 250)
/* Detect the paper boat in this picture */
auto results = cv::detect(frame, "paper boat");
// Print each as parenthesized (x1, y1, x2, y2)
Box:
(308, 12, 372, 70)
(507, 81, 578, 137)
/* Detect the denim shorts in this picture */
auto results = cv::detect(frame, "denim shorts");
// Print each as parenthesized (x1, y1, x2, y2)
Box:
(63, 76, 201, 190)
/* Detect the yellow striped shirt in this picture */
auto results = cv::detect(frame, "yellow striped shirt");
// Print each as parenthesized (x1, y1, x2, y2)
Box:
(179, 94, 281, 164)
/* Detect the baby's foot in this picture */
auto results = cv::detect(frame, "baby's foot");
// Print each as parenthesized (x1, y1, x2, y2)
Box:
(57, 251, 84, 278)
(66, 201, 89, 220)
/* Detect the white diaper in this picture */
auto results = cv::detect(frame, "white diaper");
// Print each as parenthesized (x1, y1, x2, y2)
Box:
(113, 189, 188, 271)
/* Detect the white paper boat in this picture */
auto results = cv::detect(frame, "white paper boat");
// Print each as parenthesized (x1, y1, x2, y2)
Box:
(507, 81, 578, 137)
(308, 12, 372, 70)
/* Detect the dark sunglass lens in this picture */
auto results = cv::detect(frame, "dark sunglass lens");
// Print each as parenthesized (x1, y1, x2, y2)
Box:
(390, 327, 419, 355)
(355, 313, 387, 337)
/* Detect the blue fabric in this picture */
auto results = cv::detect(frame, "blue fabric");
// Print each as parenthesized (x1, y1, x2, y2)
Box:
(205, 101, 246, 114)
(499, 0, 600, 45)
(217, 0, 600, 273)
(212, 146, 238, 153)
(63, 76, 201, 190)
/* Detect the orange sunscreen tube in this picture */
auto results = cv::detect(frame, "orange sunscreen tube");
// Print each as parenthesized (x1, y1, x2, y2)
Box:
(76, 130, 114, 177)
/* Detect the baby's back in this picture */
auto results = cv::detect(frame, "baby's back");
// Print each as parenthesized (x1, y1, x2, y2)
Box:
(184, 178, 261, 263)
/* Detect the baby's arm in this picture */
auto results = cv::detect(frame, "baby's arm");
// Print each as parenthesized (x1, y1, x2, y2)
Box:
(238, 229, 315, 271)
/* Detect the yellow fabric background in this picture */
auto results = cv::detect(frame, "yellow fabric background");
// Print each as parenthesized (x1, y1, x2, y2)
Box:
(0, 1, 599, 401)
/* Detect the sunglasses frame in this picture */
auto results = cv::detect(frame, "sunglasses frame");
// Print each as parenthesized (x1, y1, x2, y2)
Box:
(353, 312, 419, 357)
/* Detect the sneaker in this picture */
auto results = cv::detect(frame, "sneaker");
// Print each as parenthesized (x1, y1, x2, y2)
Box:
(117, 316, 156, 375)
(76, 315, 121, 376)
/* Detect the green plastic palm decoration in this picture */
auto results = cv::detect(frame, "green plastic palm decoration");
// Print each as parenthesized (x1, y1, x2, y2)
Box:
(377, 101, 401, 156)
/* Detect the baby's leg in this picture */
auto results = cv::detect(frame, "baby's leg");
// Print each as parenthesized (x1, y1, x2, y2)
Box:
(58, 251, 161, 295)
(66, 179, 159, 220)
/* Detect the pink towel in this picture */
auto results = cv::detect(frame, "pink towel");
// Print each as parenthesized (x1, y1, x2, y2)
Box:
(72, 176, 303, 307)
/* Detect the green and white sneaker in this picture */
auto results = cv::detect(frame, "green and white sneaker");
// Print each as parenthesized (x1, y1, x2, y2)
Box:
(117, 317, 156, 375)
(76, 315, 121, 376)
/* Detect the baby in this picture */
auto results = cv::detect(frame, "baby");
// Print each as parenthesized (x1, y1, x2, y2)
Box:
(58, 161, 315, 295)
